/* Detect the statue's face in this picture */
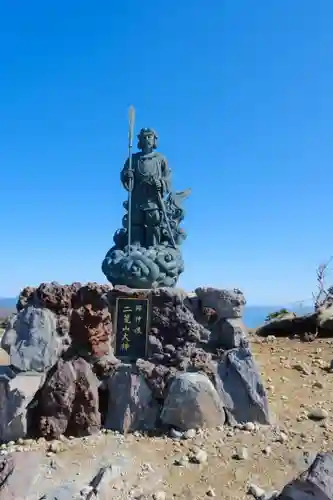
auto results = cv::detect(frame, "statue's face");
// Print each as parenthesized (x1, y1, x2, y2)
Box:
(141, 133, 155, 151)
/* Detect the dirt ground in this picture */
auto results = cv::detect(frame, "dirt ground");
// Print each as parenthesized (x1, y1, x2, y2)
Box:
(115, 335, 333, 500)
(1, 336, 333, 499)
(0, 334, 9, 365)
(0, 349, 9, 365)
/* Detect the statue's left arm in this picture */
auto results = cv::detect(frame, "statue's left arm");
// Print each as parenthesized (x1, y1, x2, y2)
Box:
(160, 157, 172, 196)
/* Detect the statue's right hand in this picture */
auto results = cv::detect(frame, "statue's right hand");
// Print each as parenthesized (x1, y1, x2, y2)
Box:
(125, 170, 134, 191)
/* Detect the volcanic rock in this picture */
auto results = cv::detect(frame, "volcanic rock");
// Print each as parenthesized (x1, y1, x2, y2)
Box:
(161, 372, 226, 430)
(210, 317, 248, 350)
(0, 368, 44, 442)
(70, 306, 112, 359)
(194, 287, 246, 319)
(105, 364, 159, 433)
(216, 345, 271, 425)
(255, 312, 318, 339)
(32, 357, 100, 439)
(278, 451, 333, 499)
(1, 306, 64, 373)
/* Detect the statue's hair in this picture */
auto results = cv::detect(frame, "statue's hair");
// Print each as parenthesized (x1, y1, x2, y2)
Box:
(137, 129, 158, 150)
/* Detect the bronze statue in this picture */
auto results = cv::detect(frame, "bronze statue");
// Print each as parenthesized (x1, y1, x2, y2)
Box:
(102, 107, 190, 289)
(121, 127, 172, 248)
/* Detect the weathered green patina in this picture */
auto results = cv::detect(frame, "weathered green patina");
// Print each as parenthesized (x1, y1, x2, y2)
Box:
(102, 116, 190, 289)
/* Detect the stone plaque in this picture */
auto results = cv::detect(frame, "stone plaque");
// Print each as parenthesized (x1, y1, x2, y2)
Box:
(114, 297, 150, 360)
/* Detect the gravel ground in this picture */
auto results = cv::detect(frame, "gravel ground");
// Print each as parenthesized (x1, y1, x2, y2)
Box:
(0, 346, 9, 365)
(1, 336, 333, 499)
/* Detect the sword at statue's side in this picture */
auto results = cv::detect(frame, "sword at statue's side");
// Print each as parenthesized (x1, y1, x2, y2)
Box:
(127, 105, 136, 255)
(157, 190, 177, 249)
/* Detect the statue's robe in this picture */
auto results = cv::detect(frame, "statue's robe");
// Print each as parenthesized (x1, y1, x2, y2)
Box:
(121, 152, 172, 247)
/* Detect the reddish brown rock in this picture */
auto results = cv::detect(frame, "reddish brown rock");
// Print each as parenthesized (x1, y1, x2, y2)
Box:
(69, 283, 112, 358)
(71, 282, 112, 311)
(32, 357, 101, 439)
(202, 306, 219, 325)
(17, 282, 80, 313)
(17, 282, 113, 314)
(36, 282, 78, 312)
(136, 358, 174, 400)
(15, 282, 113, 363)
(16, 286, 36, 311)
(70, 305, 112, 358)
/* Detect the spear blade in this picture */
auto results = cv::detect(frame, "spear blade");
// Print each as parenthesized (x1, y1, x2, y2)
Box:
(128, 105, 136, 151)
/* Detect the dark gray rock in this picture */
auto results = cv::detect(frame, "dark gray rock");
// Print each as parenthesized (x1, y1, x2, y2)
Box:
(0, 371, 44, 442)
(308, 452, 333, 484)
(161, 372, 225, 430)
(108, 286, 212, 373)
(211, 317, 248, 349)
(215, 346, 271, 425)
(254, 313, 296, 337)
(317, 304, 333, 332)
(194, 287, 246, 319)
(1, 306, 63, 372)
(278, 451, 333, 499)
(255, 312, 318, 339)
(105, 364, 159, 433)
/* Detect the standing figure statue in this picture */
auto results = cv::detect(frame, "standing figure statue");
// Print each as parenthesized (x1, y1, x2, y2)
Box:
(102, 108, 190, 289)
(121, 128, 171, 248)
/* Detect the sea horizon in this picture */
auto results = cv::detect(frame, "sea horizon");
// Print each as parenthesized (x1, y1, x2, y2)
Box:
(243, 304, 313, 328)
(0, 297, 313, 329)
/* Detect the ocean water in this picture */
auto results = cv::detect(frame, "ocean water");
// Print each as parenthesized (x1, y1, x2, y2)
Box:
(243, 305, 313, 328)
(0, 298, 312, 328)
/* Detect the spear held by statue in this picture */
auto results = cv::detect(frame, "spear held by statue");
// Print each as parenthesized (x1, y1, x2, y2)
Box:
(126, 105, 136, 255)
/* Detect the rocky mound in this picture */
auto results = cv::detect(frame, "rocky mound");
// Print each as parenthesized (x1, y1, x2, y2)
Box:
(0, 282, 271, 443)
(255, 301, 333, 341)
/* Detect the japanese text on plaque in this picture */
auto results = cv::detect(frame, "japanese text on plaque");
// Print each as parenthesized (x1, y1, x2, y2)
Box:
(115, 298, 149, 359)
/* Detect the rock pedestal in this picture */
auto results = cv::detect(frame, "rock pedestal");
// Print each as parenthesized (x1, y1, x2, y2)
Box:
(0, 282, 271, 442)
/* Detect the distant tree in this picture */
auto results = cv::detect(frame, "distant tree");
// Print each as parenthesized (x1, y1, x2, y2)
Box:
(312, 256, 333, 310)
(265, 308, 290, 322)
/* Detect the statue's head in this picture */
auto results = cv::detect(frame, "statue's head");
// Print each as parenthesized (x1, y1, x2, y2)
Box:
(137, 128, 158, 152)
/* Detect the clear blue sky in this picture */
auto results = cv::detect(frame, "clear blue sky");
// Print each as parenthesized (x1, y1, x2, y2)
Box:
(1, 1, 332, 304)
